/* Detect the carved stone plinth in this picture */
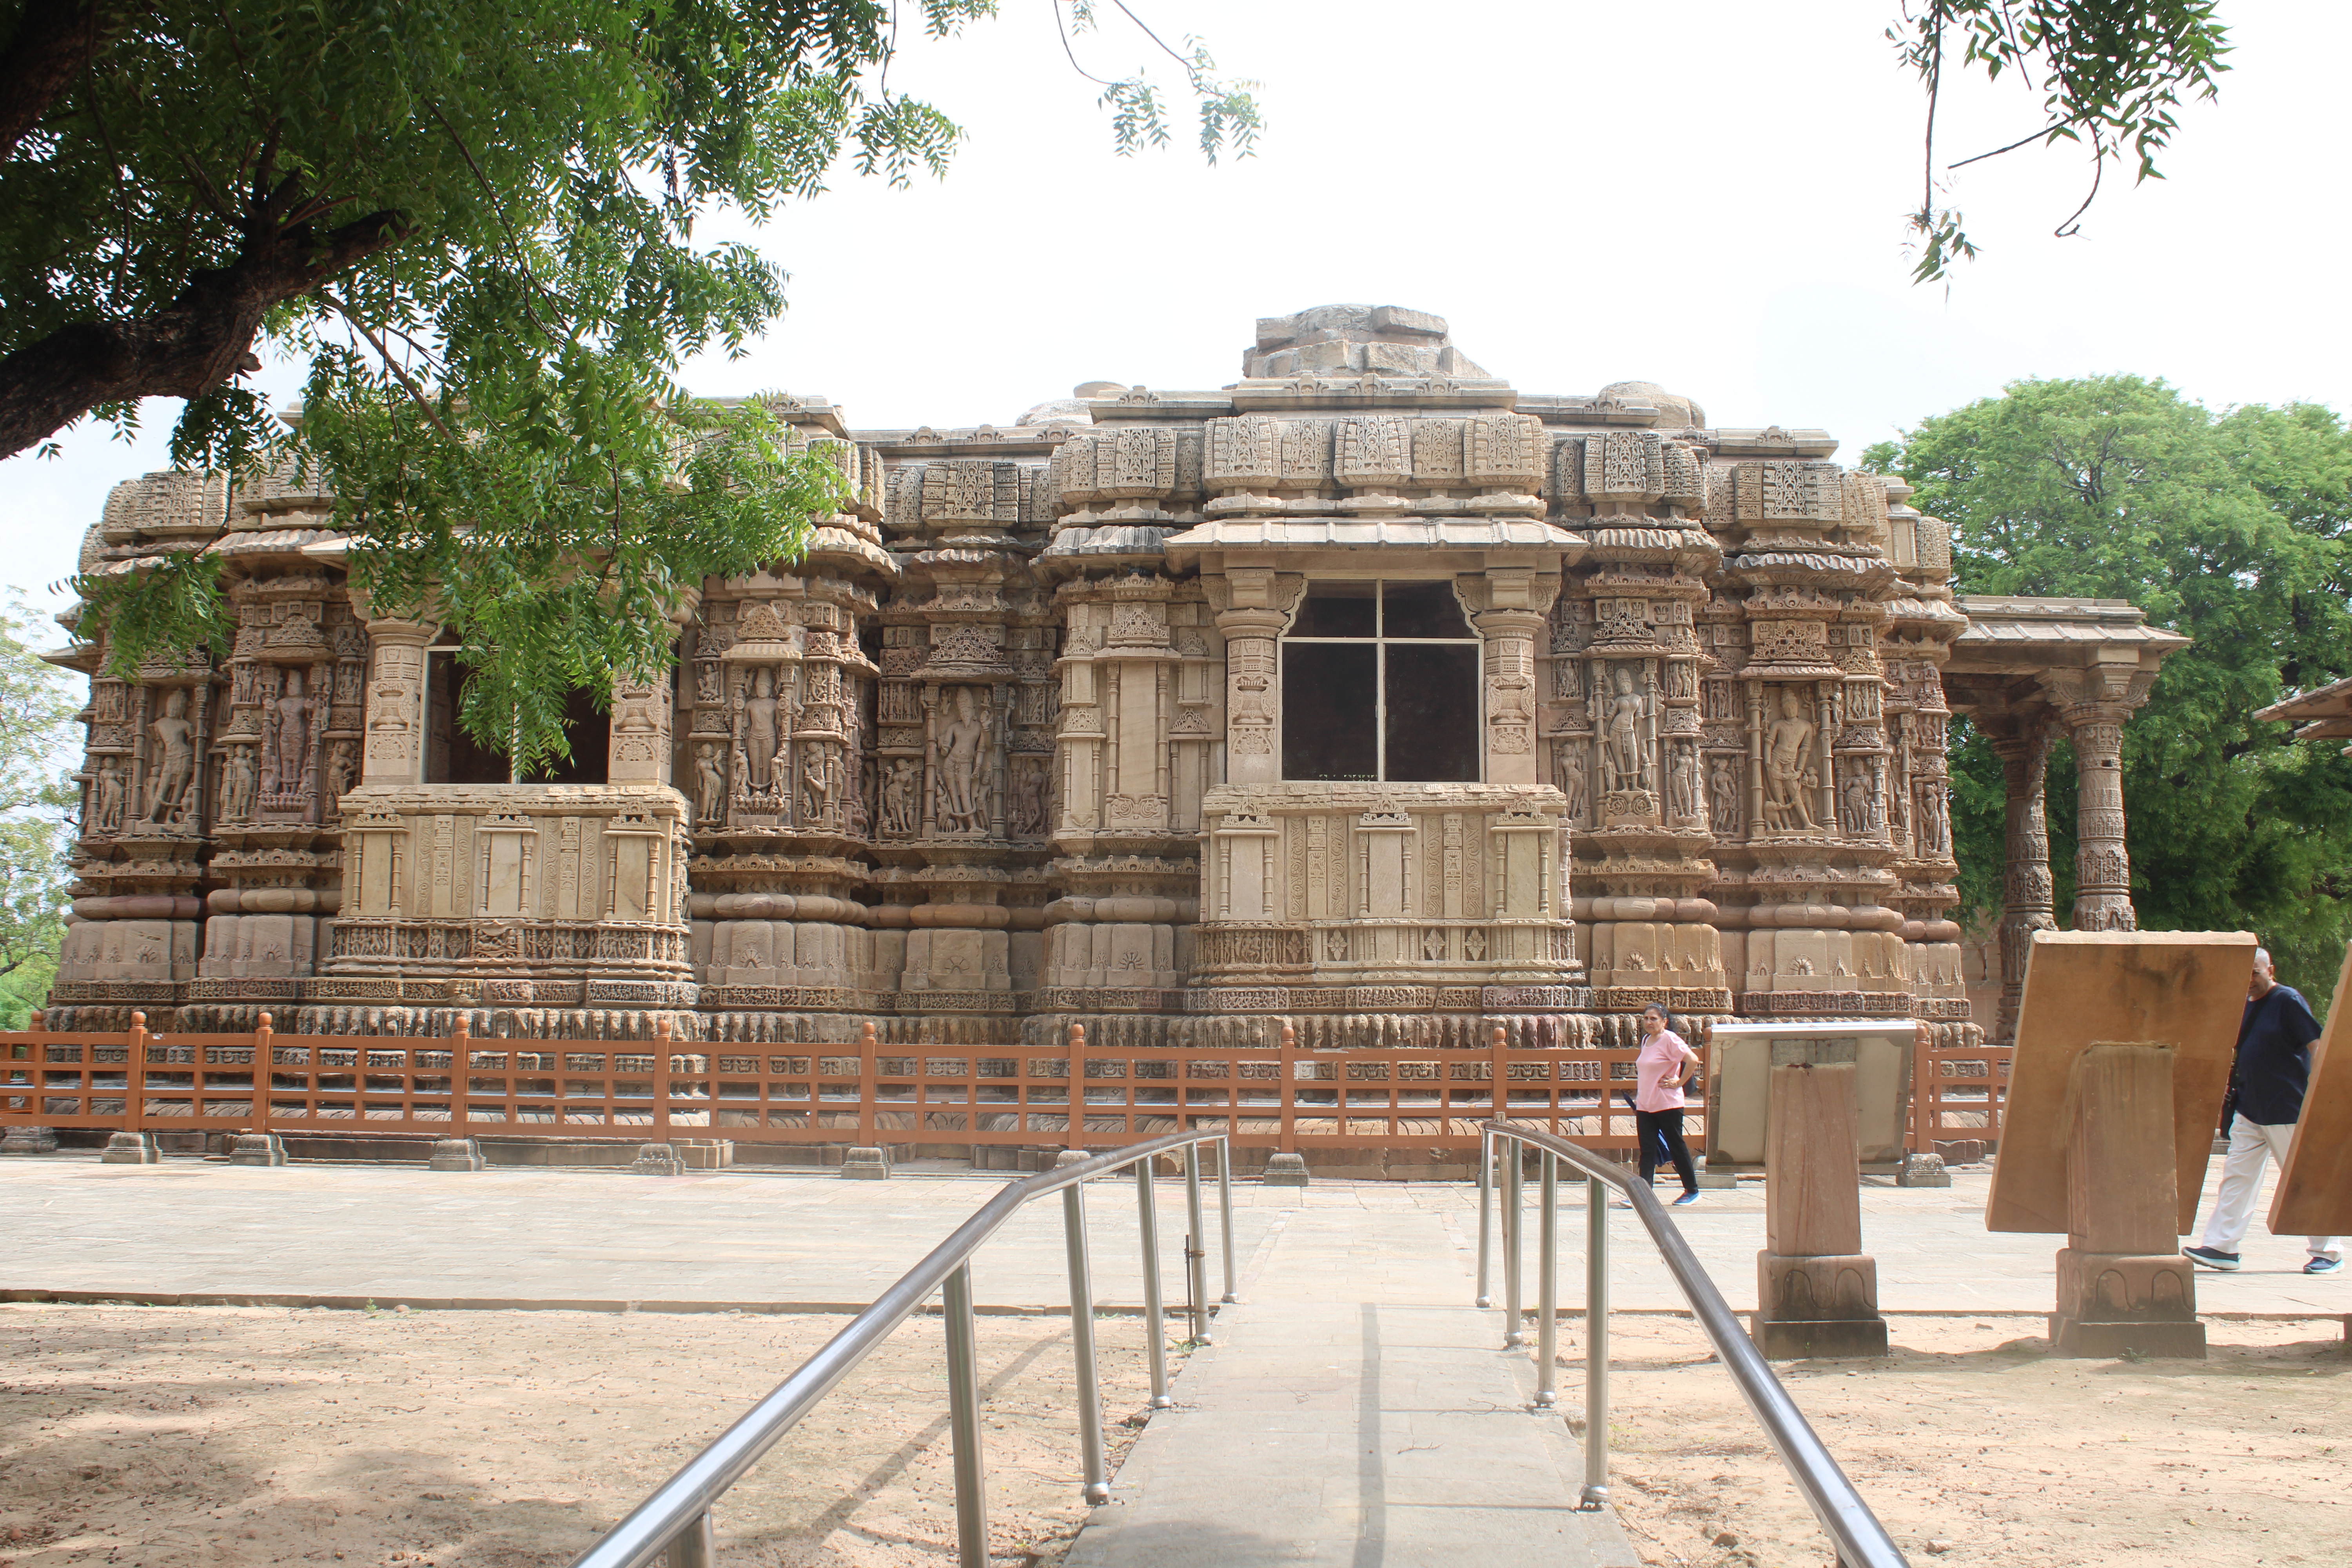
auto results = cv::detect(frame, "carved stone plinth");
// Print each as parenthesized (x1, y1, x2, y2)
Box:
(428, 1137, 485, 1171)
(1749, 1047, 1886, 1359)
(100, 1131, 159, 1164)
(0, 1126, 59, 1155)
(1753, 1254, 1888, 1358)
(1262, 1152, 1310, 1187)
(2051, 1249, 2203, 1357)
(229, 1132, 288, 1167)
(840, 1146, 891, 1180)
(630, 1142, 686, 1176)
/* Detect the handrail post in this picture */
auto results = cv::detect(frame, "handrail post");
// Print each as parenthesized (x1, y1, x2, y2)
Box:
(1501, 1129, 1524, 1348)
(255, 1012, 274, 1139)
(127, 1011, 148, 1136)
(1582, 1170, 1610, 1509)
(653, 1016, 671, 1145)
(1061, 1181, 1111, 1504)
(1216, 1138, 1238, 1303)
(1066, 1022, 1086, 1153)
(1184, 1149, 1211, 1345)
(1535, 1147, 1558, 1408)
(450, 1014, 467, 1138)
(943, 1261, 989, 1568)
(1135, 1159, 1172, 1408)
(858, 1020, 878, 1148)
(1475, 1128, 1494, 1308)
(665, 1511, 715, 1568)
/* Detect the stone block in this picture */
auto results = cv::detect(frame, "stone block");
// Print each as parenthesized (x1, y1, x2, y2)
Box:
(1751, 1314, 1890, 1360)
(1756, 1252, 1880, 1320)
(2053, 1248, 2198, 1325)
(229, 1132, 288, 1166)
(1897, 1151, 1951, 1187)
(427, 1137, 485, 1171)
(0, 1125, 59, 1154)
(100, 1131, 159, 1164)
(630, 1142, 686, 1176)
(840, 1145, 891, 1180)
(1262, 1152, 1310, 1187)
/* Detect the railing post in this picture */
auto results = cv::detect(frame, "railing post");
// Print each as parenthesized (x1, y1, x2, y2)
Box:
(1066, 1022, 1086, 1153)
(1582, 1171, 1610, 1509)
(858, 1020, 878, 1148)
(1216, 1138, 1238, 1304)
(664, 1510, 715, 1568)
(943, 1261, 989, 1568)
(1184, 1149, 1211, 1345)
(1277, 1020, 1296, 1154)
(653, 1015, 673, 1145)
(1061, 1181, 1111, 1504)
(451, 1014, 470, 1137)
(1535, 1148, 1558, 1408)
(1501, 1130, 1524, 1348)
(254, 1012, 273, 1139)
(1135, 1160, 1172, 1408)
(127, 1011, 147, 1135)
(1475, 1128, 1494, 1308)
(1489, 1022, 1510, 1127)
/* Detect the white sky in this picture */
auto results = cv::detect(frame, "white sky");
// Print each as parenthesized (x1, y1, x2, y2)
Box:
(4, 0, 2343, 626)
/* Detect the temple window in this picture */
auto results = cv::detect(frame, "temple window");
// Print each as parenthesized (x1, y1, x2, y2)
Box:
(1281, 580, 1479, 783)
(422, 641, 610, 784)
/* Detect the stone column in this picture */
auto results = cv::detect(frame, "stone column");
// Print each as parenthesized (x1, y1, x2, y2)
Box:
(1751, 1040, 1887, 1359)
(2062, 706, 2135, 933)
(1209, 568, 1302, 786)
(1470, 569, 1554, 789)
(1991, 722, 2056, 1043)
(360, 618, 437, 786)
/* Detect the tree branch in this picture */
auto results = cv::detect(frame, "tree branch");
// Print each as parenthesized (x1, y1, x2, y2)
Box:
(0, 0, 129, 162)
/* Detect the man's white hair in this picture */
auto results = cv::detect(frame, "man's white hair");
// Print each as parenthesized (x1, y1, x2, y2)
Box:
(2254, 947, 2273, 968)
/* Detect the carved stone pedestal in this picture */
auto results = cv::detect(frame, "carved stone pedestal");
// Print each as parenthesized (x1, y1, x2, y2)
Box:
(428, 1137, 485, 1172)
(630, 1142, 686, 1176)
(2049, 1042, 2204, 1358)
(1262, 1152, 1310, 1187)
(229, 1132, 288, 1167)
(100, 1131, 159, 1164)
(1751, 1045, 1886, 1358)
(841, 1146, 892, 1180)
(0, 1126, 58, 1154)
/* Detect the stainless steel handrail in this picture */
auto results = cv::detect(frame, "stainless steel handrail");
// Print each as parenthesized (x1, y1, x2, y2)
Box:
(1479, 1120, 1909, 1568)
(568, 1130, 1237, 1568)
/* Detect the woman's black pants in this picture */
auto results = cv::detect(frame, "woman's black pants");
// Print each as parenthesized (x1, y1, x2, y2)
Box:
(1635, 1107, 1698, 1193)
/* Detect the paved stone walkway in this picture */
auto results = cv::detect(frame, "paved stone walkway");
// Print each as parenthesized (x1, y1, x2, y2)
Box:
(0, 1154, 2337, 1315)
(1063, 1201, 1640, 1568)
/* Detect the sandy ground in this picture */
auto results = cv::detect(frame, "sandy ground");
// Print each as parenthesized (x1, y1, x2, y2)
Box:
(0, 1303, 1175, 1568)
(1590, 1314, 2352, 1568)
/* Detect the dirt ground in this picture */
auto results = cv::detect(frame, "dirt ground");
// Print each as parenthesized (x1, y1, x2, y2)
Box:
(1590, 1314, 2352, 1568)
(0, 1303, 1172, 1567)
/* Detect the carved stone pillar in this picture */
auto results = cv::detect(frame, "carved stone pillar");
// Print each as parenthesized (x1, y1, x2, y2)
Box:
(2058, 704, 2138, 934)
(1468, 568, 1555, 789)
(360, 618, 437, 787)
(1208, 568, 1302, 786)
(1992, 723, 2057, 1043)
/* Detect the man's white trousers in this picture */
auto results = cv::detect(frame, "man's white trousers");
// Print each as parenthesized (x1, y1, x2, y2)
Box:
(2199, 1112, 2341, 1260)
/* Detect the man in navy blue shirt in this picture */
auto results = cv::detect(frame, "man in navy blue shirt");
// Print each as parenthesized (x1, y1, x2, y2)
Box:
(2184, 948, 2342, 1274)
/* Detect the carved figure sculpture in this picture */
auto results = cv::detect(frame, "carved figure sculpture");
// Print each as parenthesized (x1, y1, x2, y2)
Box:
(881, 757, 918, 837)
(1708, 754, 1742, 836)
(742, 667, 782, 795)
(1557, 742, 1588, 822)
(223, 746, 258, 821)
(1763, 688, 1817, 831)
(1603, 667, 1649, 793)
(324, 740, 356, 804)
(937, 686, 987, 833)
(145, 688, 195, 824)
(1840, 768, 1873, 834)
(1011, 757, 1049, 836)
(1669, 746, 1697, 821)
(694, 742, 726, 820)
(92, 758, 124, 834)
(274, 667, 313, 795)
(802, 746, 837, 828)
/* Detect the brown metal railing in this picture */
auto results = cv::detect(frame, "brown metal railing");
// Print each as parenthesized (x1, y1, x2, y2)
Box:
(4, 1017, 1703, 1158)
(1907, 1040, 2011, 1157)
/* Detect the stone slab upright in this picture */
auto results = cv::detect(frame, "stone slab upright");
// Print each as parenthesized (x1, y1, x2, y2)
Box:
(1987, 930, 2251, 1358)
(2270, 941, 2352, 1240)
(1752, 1036, 1887, 1359)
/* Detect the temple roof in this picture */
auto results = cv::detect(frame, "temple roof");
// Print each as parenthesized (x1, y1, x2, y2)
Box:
(1950, 596, 2191, 652)
(2255, 672, 2352, 744)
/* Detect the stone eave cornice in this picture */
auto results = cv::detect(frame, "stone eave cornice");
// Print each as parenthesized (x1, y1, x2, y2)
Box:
(856, 427, 1072, 457)
(1704, 427, 1841, 458)
(1224, 377, 1516, 413)
(1082, 388, 1237, 423)
(1516, 393, 1663, 427)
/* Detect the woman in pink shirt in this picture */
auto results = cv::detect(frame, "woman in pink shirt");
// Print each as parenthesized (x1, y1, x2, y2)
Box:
(1633, 1003, 1702, 1205)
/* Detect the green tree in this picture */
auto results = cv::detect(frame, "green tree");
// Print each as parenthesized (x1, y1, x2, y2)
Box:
(1, 0, 1258, 765)
(1866, 376, 2352, 1002)
(0, 593, 80, 1029)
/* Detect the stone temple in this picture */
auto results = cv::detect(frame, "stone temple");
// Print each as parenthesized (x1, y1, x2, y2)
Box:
(45, 305, 2181, 1059)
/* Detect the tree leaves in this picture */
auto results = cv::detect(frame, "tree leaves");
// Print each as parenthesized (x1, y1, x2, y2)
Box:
(1873, 376, 2352, 1001)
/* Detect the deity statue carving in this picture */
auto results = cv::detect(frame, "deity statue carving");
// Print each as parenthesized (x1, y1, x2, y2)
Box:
(91, 757, 125, 834)
(1917, 778, 1952, 855)
(881, 757, 918, 837)
(1555, 741, 1588, 822)
(1602, 666, 1650, 793)
(324, 740, 356, 804)
(144, 688, 196, 824)
(1668, 746, 1698, 822)
(1839, 766, 1873, 835)
(1707, 754, 1742, 836)
(1762, 687, 1817, 831)
(802, 746, 838, 828)
(693, 742, 727, 821)
(223, 746, 258, 822)
(740, 667, 782, 795)
(936, 686, 988, 833)
(1010, 756, 1049, 837)
(273, 667, 314, 795)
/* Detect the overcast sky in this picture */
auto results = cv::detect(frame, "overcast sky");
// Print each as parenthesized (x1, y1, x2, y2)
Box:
(4, 0, 2342, 624)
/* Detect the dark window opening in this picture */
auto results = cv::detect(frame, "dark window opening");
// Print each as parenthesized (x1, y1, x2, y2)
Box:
(1281, 581, 1480, 784)
(423, 649, 609, 785)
